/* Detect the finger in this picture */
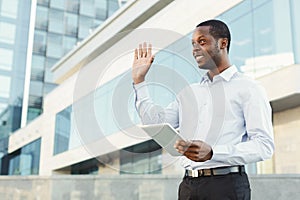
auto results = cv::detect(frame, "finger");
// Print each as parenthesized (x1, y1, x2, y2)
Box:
(143, 42, 147, 57)
(134, 48, 138, 60)
(139, 44, 143, 58)
(148, 43, 152, 57)
(150, 55, 155, 64)
(183, 146, 200, 154)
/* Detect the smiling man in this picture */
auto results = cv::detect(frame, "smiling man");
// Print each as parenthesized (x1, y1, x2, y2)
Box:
(132, 19, 274, 200)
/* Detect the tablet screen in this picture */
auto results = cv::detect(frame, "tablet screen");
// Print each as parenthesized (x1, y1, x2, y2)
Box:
(140, 123, 186, 156)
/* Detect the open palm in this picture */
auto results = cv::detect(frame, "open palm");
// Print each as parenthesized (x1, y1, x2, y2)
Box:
(132, 42, 155, 84)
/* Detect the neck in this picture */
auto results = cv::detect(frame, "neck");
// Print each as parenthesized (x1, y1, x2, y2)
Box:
(207, 56, 231, 80)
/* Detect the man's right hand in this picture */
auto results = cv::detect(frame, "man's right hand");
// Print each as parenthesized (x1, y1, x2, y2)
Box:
(132, 42, 155, 84)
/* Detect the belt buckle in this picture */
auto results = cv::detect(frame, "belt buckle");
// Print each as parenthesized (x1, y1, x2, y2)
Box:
(191, 170, 203, 177)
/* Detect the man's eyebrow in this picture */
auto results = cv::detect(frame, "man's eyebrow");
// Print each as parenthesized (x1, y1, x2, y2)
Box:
(192, 35, 205, 42)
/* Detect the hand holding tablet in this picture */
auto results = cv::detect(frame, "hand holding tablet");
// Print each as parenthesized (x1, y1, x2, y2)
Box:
(140, 123, 186, 156)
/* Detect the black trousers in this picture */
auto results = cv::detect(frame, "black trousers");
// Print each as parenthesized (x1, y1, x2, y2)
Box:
(178, 172, 251, 200)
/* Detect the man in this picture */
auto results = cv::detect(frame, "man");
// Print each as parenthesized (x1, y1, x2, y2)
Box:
(132, 19, 274, 199)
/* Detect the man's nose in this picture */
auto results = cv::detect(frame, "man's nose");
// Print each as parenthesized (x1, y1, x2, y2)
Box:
(192, 44, 201, 54)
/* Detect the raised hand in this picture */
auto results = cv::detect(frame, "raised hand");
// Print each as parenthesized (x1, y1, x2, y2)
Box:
(132, 42, 155, 84)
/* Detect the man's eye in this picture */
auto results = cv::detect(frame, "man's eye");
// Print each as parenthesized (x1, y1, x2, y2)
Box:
(199, 40, 206, 45)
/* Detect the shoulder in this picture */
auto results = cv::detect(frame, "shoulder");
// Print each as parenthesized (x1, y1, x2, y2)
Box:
(232, 72, 268, 101)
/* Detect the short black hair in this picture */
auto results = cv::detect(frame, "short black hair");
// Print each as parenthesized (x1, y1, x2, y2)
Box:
(196, 19, 231, 53)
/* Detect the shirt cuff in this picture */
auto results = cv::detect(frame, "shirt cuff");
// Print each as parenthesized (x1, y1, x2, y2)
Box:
(133, 81, 150, 100)
(210, 145, 229, 162)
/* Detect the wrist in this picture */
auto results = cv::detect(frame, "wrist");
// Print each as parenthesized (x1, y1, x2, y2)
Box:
(133, 78, 145, 84)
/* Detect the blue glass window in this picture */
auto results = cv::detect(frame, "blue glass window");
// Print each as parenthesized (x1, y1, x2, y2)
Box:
(8, 139, 41, 175)
(120, 140, 162, 174)
(54, 106, 72, 154)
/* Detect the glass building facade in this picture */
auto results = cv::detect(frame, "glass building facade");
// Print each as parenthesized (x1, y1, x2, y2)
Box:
(1, 0, 128, 175)
(7, 139, 41, 175)
(217, 0, 300, 77)
(0, 0, 31, 165)
(53, 0, 300, 175)
(28, 0, 128, 123)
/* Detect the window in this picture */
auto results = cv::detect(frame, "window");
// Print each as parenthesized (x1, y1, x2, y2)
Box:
(0, 48, 13, 71)
(0, 0, 18, 18)
(70, 158, 99, 174)
(64, 13, 78, 36)
(50, 0, 65, 10)
(48, 9, 64, 34)
(66, 0, 79, 13)
(108, 0, 119, 17)
(27, 107, 42, 123)
(120, 140, 162, 174)
(8, 139, 41, 175)
(31, 55, 45, 81)
(33, 31, 47, 55)
(0, 22, 16, 44)
(46, 33, 63, 58)
(27, 95, 42, 108)
(0, 102, 6, 114)
(35, 6, 48, 30)
(95, 0, 107, 20)
(63, 36, 76, 54)
(44, 58, 58, 83)
(0, 75, 11, 98)
(79, 0, 94, 17)
(29, 80, 43, 97)
(290, 0, 300, 63)
(54, 106, 72, 155)
(78, 16, 94, 39)
(37, 0, 49, 6)
(217, 0, 295, 77)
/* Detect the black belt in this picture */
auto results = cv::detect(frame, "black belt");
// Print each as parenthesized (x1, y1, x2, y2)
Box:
(185, 166, 245, 177)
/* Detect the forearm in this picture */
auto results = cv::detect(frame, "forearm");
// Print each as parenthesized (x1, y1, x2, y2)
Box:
(134, 82, 179, 127)
(211, 136, 274, 165)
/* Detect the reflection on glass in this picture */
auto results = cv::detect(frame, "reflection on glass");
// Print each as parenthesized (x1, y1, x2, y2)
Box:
(35, 6, 48, 30)
(64, 13, 78, 36)
(50, 0, 65, 10)
(0, 22, 16, 44)
(47, 33, 63, 58)
(66, 0, 79, 13)
(54, 106, 71, 155)
(33, 30, 47, 55)
(0, 48, 13, 71)
(48, 9, 64, 34)
(78, 16, 94, 39)
(120, 140, 162, 174)
(80, 0, 94, 17)
(8, 139, 41, 175)
(54, 106, 82, 155)
(0, 75, 11, 98)
(218, 0, 294, 78)
(108, 0, 119, 17)
(0, 0, 18, 19)
(27, 107, 42, 123)
(95, 0, 107, 20)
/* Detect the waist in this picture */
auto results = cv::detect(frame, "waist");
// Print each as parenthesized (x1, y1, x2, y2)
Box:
(185, 165, 245, 177)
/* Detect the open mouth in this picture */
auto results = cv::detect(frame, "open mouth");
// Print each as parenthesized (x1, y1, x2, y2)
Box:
(195, 55, 204, 62)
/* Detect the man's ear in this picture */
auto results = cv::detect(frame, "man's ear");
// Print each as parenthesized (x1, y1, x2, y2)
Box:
(219, 38, 228, 50)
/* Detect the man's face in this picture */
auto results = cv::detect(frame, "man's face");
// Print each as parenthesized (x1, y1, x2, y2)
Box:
(192, 26, 221, 70)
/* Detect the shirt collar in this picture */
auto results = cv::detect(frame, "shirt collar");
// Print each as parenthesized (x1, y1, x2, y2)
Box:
(201, 65, 238, 83)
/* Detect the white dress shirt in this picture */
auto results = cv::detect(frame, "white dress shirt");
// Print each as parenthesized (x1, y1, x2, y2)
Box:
(133, 65, 274, 170)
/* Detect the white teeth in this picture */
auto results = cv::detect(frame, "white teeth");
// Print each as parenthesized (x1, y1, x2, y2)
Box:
(196, 55, 203, 61)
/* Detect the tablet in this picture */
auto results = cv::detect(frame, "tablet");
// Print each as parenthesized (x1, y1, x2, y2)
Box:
(140, 123, 186, 156)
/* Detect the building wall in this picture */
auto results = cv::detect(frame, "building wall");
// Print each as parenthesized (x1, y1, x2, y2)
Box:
(273, 106, 300, 173)
(0, 175, 299, 200)
(7, 0, 300, 176)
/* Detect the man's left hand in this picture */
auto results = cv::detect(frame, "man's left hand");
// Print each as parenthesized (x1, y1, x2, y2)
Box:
(174, 140, 213, 162)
